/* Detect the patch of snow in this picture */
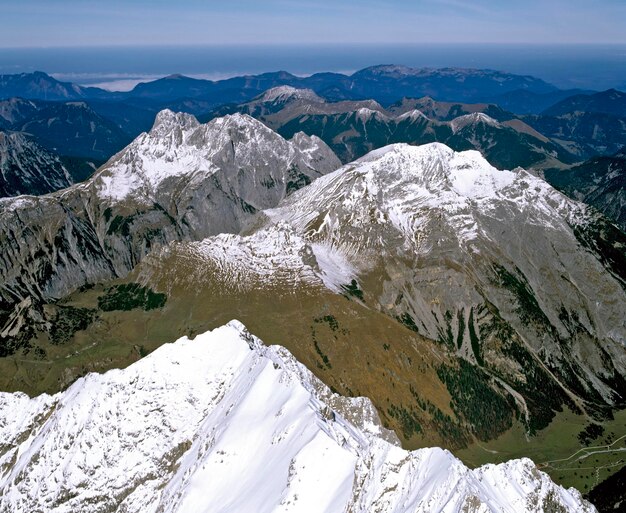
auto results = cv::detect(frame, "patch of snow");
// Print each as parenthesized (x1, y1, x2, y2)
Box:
(93, 111, 339, 202)
(355, 107, 388, 122)
(310, 242, 356, 292)
(395, 109, 429, 123)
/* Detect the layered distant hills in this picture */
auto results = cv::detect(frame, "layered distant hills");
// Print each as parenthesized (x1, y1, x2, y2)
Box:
(0, 65, 559, 106)
(1, 68, 624, 208)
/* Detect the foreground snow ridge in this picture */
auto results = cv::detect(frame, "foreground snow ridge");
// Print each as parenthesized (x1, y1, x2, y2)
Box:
(0, 322, 594, 513)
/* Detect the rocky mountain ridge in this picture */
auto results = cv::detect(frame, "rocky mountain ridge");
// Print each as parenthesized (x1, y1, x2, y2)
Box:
(0, 321, 595, 512)
(0, 111, 340, 354)
(136, 143, 626, 439)
(210, 87, 576, 169)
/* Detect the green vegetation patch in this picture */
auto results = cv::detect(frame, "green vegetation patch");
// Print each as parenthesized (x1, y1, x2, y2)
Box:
(577, 422, 605, 446)
(500, 340, 570, 432)
(98, 283, 167, 312)
(313, 339, 332, 369)
(456, 310, 465, 349)
(437, 359, 513, 441)
(387, 404, 422, 439)
(410, 385, 469, 446)
(492, 263, 550, 328)
(468, 308, 483, 366)
(437, 310, 455, 349)
(106, 214, 134, 236)
(313, 315, 339, 332)
(49, 306, 97, 345)
(396, 312, 419, 333)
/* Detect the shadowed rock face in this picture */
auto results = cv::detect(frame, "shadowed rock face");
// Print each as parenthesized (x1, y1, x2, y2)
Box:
(544, 150, 626, 231)
(0, 111, 340, 354)
(0, 131, 73, 197)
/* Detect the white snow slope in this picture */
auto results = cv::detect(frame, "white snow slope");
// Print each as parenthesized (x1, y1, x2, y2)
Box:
(0, 321, 595, 513)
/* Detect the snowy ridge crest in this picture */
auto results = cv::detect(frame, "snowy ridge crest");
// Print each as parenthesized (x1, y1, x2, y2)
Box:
(93, 111, 341, 202)
(268, 142, 578, 250)
(0, 321, 594, 512)
(149, 221, 356, 294)
(258, 86, 322, 103)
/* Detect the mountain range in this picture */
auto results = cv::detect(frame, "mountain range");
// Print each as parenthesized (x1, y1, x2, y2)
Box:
(0, 97, 147, 178)
(0, 111, 339, 354)
(0, 69, 624, 205)
(0, 67, 592, 112)
(0, 109, 624, 508)
(0, 65, 625, 512)
(207, 86, 577, 169)
(202, 86, 626, 229)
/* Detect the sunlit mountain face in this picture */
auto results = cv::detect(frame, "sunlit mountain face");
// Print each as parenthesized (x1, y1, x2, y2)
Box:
(0, 2, 624, 512)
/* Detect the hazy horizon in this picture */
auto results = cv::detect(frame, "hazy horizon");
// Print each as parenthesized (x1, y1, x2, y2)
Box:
(1, 43, 625, 91)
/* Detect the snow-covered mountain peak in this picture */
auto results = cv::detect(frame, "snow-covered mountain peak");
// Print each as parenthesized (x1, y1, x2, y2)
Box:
(355, 107, 389, 122)
(199, 112, 277, 139)
(451, 112, 500, 133)
(0, 321, 596, 512)
(395, 108, 429, 123)
(183, 113, 290, 152)
(290, 131, 342, 174)
(258, 85, 322, 103)
(262, 142, 577, 260)
(94, 112, 340, 201)
(150, 108, 200, 136)
(349, 142, 514, 198)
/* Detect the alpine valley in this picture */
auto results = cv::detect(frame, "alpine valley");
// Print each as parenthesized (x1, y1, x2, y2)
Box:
(0, 63, 625, 513)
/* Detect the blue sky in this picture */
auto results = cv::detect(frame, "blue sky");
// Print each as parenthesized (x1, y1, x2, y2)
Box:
(2, 0, 625, 47)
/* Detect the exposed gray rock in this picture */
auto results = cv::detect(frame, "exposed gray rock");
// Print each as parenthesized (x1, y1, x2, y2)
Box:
(0, 131, 73, 197)
(0, 111, 340, 354)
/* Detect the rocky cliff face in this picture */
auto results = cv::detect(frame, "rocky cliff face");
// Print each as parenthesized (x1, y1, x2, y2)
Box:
(0, 111, 340, 354)
(0, 321, 595, 513)
(0, 131, 73, 197)
(544, 150, 626, 231)
(264, 144, 626, 423)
